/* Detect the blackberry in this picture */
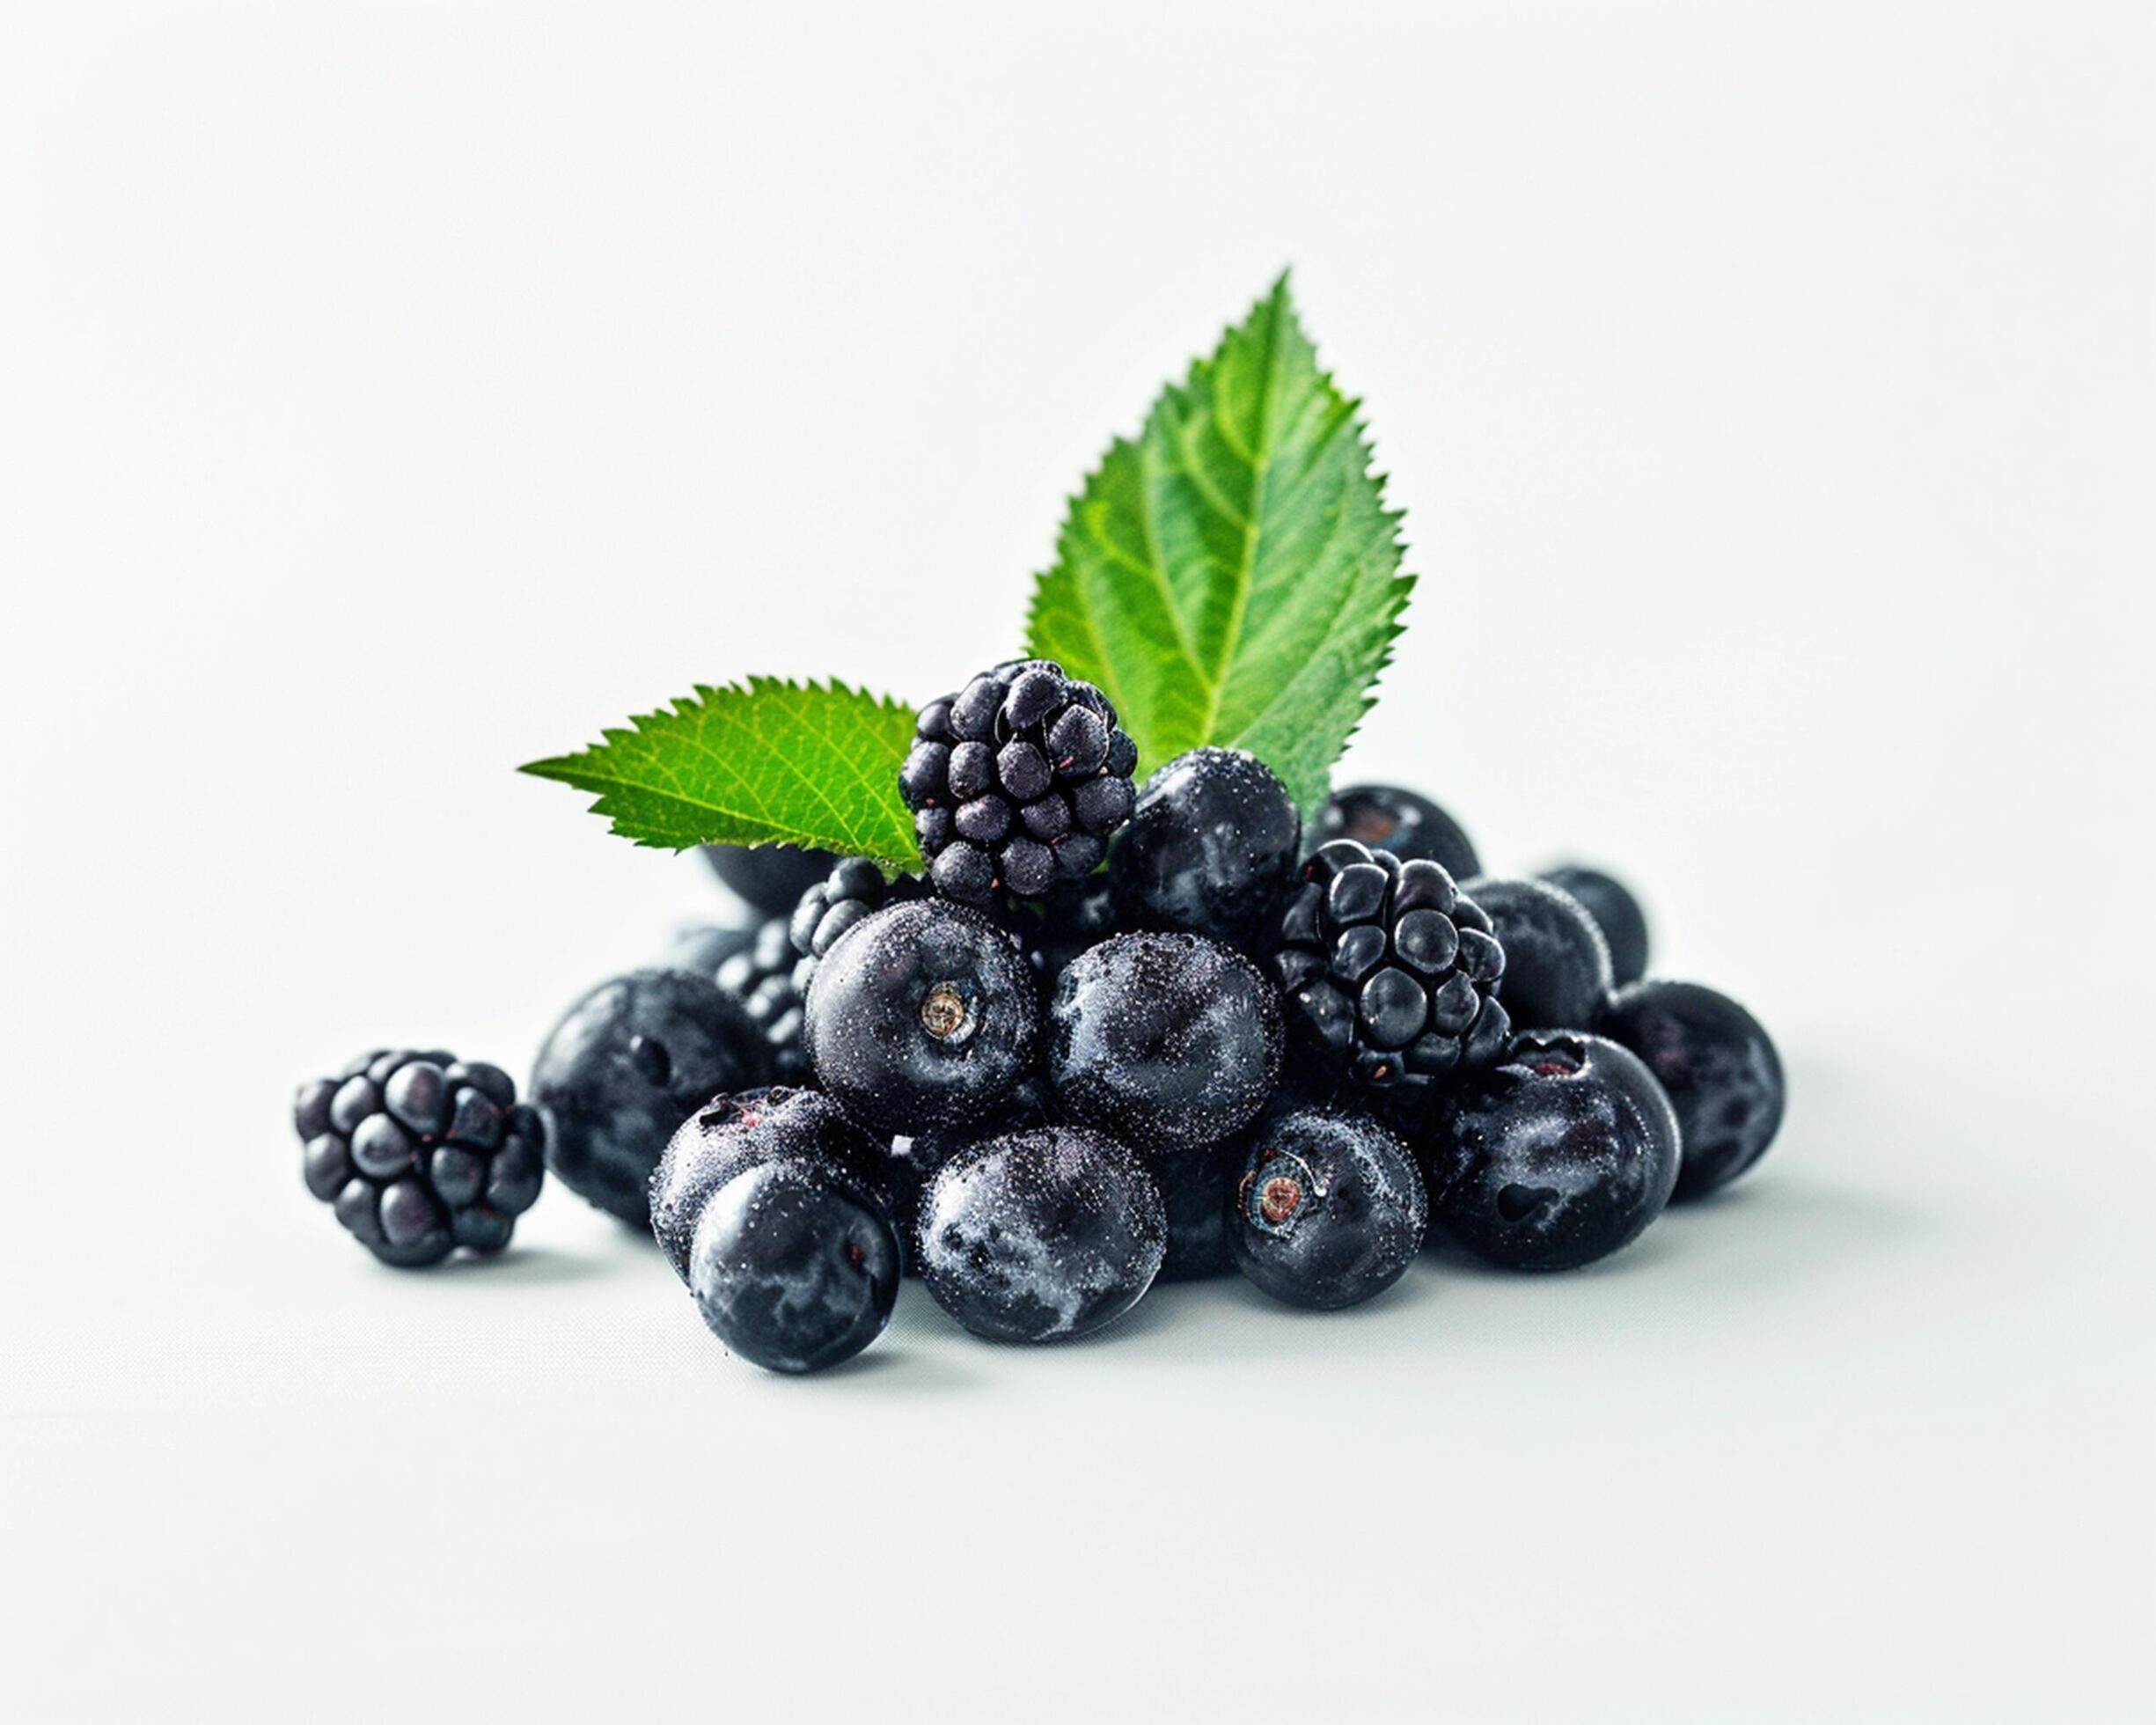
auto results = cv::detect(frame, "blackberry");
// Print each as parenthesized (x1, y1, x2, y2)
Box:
(532, 969, 770, 1225)
(1273, 840, 1511, 1096)
(1423, 1030, 1680, 1271)
(1228, 1101, 1427, 1310)
(1461, 876, 1613, 1031)
(787, 856, 927, 1001)
(899, 659, 1138, 904)
(916, 1126, 1166, 1343)
(1601, 980, 1784, 1201)
(1540, 864, 1650, 987)
(1046, 931, 1283, 1155)
(802, 899, 1042, 1139)
(1317, 784, 1480, 882)
(699, 842, 835, 917)
(1109, 747, 1300, 951)
(714, 917, 808, 1081)
(295, 1050, 546, 1266)
(649, 1088, 898, 1374)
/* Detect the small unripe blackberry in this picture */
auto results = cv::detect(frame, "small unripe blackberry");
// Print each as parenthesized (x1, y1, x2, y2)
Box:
(1274, 840, 1511, 1096)
(900, 660, 1138, 905)
(294, 1049, 546, 1266)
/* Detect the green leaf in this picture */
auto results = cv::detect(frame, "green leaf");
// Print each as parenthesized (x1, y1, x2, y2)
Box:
(521, 678, 920, 866)
(1024, 273, 1413, 816)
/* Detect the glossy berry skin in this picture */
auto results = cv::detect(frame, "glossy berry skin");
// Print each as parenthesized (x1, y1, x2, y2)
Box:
(1461, 876, 1613, 1031)
(887, 1077, 1054, 1274)
(803, 899, 1042, 1139)
(295, 1049, 546, 1266)
(714, 917, 808, 1081)
(532, 969, 770, 1226)
(1228, 1102, 1428, 1310)
(900, 659, 1138, 904)
(648, 1086, 899, 1373)
(1541, 865, 1649, 987)
(1109, 747, 1300, 951)
(1047, 931, 1282, 1154)
(1425, 1031, 1680, 1272)
(917, 1127, 1166, 1343)
(700, 842, 835, 916)
(1601, 981, 1784, 1201)
(1274, 840, 1511, 1097)
(649, 1087, 888, 1277)
(1316, 784, 1480, 883)
(686, 1160, 900, 1375)
(1152, 1138, 1245, 1281)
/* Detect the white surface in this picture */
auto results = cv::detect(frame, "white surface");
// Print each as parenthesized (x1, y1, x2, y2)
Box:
(4, 4, 2152, 1721)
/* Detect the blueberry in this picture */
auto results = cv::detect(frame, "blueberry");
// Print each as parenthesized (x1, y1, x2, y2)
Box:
(686, 1160, 900, 1374)
(802, 899, 1041, 1139)
(1228, 1102, 1428, 1309)
(649, 1086, 890, 1276)
(1600, 980, 1784, 1201)
(1423, 1031, 1680, 1271)
(886, 1077, 1054, 1275)
(532, 969, 771, 1225)
(1047, 931, 1282, 1154)
(1541, 865, 1650, 987)
(1317, 784, 1479, 881)
(1460, 876, 1613, 1031)
(1109, 747, 1300, 951)
(699, 842, 837, 917)
(916, 1127, 1166, 1342)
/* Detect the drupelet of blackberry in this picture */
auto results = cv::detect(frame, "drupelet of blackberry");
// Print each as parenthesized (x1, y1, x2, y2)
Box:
(1273, 839, 1512, 1096)
(898, 659, 1139, 905)
(715, 918, 808, 1081)
(294, 1049, 546, 1266)
(788, 856, 928, 1000)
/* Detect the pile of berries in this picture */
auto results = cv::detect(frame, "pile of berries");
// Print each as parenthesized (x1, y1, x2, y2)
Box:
(294, 660, 1785, 1374)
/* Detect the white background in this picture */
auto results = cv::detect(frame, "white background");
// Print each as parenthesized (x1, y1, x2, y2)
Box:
(4, 4, 2152, 1721)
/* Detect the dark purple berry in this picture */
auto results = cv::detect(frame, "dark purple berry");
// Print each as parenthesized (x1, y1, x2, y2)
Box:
(1108, 747, 1301, 951)
(1317, 785, 1479, 881)
(1421, 1031, 1680, 1271)
(1229, 1102, 1427, 1309)
(1600, 980, 1783, 1200)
